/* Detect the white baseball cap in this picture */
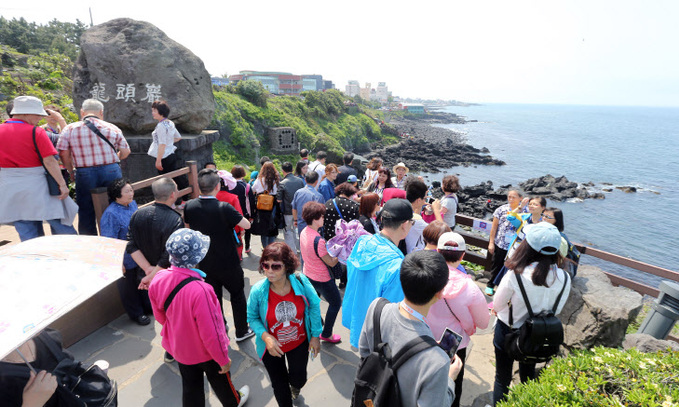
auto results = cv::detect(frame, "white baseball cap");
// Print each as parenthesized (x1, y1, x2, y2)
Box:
(437, 232, 466, 252)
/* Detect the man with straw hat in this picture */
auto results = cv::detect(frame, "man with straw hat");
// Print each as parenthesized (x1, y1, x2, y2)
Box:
(392, 162, 409, 190)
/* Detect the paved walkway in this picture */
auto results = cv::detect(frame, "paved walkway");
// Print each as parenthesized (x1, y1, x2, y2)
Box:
(3, 224, 497, 406)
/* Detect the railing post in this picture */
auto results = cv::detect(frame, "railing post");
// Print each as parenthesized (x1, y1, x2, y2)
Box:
(186, 160, 199, 199)
(91, 186, 109, 235)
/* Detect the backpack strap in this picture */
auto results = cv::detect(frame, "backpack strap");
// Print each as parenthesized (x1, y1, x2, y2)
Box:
(514, 271, 534, 318)
(391, 335, 438, 371)
(84, 119, 117, 154)
(163, 277, 200, 311)
(551, 269, 569, 314)
(372, 298, 390, 349)
(332, 199, 345, 220)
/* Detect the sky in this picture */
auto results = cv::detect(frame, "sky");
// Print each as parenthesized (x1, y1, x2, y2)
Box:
(2, 0, 679, 107)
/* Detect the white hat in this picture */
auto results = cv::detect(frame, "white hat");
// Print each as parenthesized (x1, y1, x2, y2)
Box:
(10, 96, 48, 116)
(392, 162, 410, 174)
(437, 232, 466, 252)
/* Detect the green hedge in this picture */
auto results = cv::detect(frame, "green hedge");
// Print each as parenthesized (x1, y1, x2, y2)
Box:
(498, 347, 679, 406)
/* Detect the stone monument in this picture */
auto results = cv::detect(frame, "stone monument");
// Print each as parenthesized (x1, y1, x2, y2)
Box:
(73, 18, 219, 181)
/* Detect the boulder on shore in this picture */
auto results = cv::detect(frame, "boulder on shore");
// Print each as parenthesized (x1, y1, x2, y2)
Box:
(559, 265, 643, 350)
(623, 333, 679, 352)
(73, 18, 214, 134)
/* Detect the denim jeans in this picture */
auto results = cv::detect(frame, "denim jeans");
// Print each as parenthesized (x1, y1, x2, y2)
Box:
(492, 320, 536, 405)
(283, 214, 299, 252)
(260, 234, 277, 249)
(13, 219, 77, 242)
(75, 163, 121, 235)
(308, 278, 342, 338)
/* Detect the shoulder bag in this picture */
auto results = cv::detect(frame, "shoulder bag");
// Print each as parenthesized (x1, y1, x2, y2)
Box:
(313, 235, 343, 279)
(32, 126, 61, 196)
(256, 191, 275, 211)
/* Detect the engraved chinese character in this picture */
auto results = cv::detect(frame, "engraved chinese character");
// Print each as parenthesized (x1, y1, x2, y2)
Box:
(89, 82, 110, 102)
(141, 84, 162, 103)
(115, 84, 136, 102)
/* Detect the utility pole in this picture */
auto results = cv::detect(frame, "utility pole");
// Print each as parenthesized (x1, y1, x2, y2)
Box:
(89, 7, 94, 27)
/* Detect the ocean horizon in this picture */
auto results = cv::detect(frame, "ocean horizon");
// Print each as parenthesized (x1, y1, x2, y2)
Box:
(422, 103, 679, 288)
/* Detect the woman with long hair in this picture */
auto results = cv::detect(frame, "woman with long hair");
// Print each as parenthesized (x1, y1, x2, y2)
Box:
(246, 243, 322, 406)
(491, 223, 571, 405)
(294, 160, 308, 181)
(252, 162, 281, 248)
(368, 167, 394, 202)
(362, 157, 382, 188)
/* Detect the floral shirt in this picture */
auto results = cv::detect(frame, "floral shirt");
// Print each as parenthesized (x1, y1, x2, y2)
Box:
(493, 203, 518, 250)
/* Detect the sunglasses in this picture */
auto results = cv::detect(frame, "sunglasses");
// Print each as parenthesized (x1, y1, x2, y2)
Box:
(261, 262, 283, 271)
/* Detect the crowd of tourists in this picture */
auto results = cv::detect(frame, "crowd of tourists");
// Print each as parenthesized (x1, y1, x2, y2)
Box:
(0, 95, 575, 407)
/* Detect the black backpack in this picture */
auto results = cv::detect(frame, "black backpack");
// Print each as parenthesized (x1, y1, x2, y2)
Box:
(504, 270, 569, 364)
(2, 330, 117, 406)
(351, 298, 438, 407)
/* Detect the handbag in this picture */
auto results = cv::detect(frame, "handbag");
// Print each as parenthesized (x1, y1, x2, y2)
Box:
(313, 235, 343, 279)
(32, 126, 61, 196)
(504, 269, 569, 363)
(256, 191, 275, 211)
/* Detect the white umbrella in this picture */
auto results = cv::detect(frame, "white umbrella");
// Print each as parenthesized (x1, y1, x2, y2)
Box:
(0, 235, 126, 359)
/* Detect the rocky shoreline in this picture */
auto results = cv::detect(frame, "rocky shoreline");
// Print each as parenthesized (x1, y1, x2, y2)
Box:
(367, 113, 505, 172)
(430, 174, 606, 218)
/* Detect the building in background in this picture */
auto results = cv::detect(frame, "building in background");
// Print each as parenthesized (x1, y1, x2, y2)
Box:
(400, 103, 425, 114)
(228, 71, 334, 95)
(345, 80, 360, 97)
(360, 82, 371, 100)
(376, 82, 389, 103)
(211, 77, 230, 87)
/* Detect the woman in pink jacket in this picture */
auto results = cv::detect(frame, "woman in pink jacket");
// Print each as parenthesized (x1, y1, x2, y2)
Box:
(149, 228, 249, 407)
(427, 232, 490, 407)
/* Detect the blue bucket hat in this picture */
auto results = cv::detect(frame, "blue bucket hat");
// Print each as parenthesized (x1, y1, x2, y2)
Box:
(524, 222, 561, 255)
(165, 228, 210, 269)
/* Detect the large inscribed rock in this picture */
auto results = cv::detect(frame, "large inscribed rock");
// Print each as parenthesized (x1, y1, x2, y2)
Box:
(73, 18, 214, 134)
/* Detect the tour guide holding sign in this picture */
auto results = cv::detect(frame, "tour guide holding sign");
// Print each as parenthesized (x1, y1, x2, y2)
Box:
(57, 98, 131, 235)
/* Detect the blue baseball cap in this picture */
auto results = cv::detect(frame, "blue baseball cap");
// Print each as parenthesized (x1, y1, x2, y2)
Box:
(347, 174, 358, 183)
(525, 222, 561, 255)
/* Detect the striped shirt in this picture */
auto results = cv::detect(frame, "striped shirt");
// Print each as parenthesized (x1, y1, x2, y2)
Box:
(57, 117, 128, 168)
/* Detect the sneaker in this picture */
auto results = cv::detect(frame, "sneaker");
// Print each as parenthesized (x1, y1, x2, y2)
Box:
(237, 385, 250, 406)
(163, 351, 175, 363)
(235, 328, 255, 342)
(244, 247, 251, 254)
(485, 286, 495, 296)
(290, 385, 300, 401)
(338, 282, 346, 289)
(134, 315, 151, 326)
(319, 334, 341, 343)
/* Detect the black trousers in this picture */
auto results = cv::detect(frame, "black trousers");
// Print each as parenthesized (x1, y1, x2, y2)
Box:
(451, 347, 467, 407)
(205, 267, 249, 338)
(159, 152, 189, 202)
(117, 267, 152, 319)
(488, 247, 508, 288)
(262, 339, 309, 407)
(177, 359, 241, 407)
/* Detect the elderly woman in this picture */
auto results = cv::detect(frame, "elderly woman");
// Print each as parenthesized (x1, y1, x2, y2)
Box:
(0, 96, 77, 241)
(486, 189, 523, 296)
(358, 192, 381, 234)
(149, 228, 250, 407)
(299, 201, 342, 344)
(100, 178, 151, 325)
(391, 162, 409, 190)
(247, 242, 322, 406)
(422, 220, 453, 250)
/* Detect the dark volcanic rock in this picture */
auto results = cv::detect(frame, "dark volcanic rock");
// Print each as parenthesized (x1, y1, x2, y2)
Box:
(615, 186, 637, 193)
(73, 18, 214, 134)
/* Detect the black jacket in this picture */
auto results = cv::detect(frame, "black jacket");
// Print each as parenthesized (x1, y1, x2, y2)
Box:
(126, 203, 184, 269)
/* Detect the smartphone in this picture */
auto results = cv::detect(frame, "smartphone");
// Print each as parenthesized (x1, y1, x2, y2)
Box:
(438, 328, 462, 359)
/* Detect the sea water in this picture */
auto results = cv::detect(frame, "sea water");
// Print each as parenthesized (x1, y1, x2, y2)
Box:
(422, 103, 679, 287)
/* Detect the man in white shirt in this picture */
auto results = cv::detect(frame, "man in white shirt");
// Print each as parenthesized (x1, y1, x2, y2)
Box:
(308, 150, 327, 181)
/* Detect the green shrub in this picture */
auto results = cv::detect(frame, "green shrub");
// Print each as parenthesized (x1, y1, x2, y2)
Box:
(498, 347, 679, 406)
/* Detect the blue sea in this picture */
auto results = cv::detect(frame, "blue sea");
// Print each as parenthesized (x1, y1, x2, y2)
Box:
(422, 103, 679, 288)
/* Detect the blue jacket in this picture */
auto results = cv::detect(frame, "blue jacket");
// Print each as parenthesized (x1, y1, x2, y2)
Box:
(318, 178, 336, 203)
(247, 273, 323, 358)
(342, 233, 405, 347)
